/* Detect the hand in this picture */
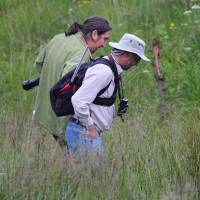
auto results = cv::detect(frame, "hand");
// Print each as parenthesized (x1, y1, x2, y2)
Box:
(86, 124, 99, 137)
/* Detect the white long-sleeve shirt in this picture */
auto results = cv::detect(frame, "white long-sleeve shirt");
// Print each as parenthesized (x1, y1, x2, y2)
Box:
(71, 56, 123, 132)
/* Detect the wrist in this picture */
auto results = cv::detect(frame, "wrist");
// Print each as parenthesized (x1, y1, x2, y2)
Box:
(86, 124, 95, 131)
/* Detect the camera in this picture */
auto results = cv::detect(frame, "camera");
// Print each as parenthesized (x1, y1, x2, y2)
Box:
(22, 77, 40, 91)
(117, 98, 129, 119)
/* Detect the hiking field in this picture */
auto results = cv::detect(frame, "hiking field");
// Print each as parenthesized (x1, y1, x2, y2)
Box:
(0, 0, 199, 199)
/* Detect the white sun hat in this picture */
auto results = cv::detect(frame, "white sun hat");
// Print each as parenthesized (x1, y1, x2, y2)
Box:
(109, 33, 150, 61)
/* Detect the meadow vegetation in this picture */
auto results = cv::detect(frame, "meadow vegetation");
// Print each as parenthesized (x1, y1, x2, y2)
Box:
(0, 0, 199, 199)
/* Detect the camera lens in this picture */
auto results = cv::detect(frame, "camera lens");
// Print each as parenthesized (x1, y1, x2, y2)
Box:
(22, 77, 40, 91)
(22, 80, 31, 91)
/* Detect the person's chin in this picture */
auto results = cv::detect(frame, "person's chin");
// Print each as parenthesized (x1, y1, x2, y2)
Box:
(122, 66, 130, 71)
(93, 48, 99, 53)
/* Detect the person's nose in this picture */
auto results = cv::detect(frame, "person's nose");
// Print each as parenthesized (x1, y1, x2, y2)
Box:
(102, 41, 106, 47)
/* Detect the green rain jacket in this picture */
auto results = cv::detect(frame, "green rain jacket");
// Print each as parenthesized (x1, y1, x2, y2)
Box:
(32, 32, 91, 136)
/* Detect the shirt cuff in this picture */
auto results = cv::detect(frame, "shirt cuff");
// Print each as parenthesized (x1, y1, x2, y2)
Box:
(79, 116, 93, 127)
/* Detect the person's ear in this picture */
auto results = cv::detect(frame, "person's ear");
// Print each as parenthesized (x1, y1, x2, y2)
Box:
(91, 30, 99, 41)
(124, 52, 131, 58)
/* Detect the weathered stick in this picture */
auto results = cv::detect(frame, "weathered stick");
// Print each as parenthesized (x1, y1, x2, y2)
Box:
(149, 37, 166, 119)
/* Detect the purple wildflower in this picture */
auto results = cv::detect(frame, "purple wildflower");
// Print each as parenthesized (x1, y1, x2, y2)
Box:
(40, 44, 45, 50)
(190, 34, 195, 40)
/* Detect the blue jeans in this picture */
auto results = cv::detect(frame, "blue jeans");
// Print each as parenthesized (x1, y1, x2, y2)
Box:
(66, 119, 104, 158)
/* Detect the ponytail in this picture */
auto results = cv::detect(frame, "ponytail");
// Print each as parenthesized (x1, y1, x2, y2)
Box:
(65, 16, 111, 37)
(65, 22, 83, 36)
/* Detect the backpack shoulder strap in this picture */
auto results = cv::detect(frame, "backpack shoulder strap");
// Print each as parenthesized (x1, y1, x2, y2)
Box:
(107, 54, 121, 99)
(92, 56, 120, 106)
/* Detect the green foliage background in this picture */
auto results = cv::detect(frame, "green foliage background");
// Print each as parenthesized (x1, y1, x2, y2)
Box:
(0, 0, 200, 199)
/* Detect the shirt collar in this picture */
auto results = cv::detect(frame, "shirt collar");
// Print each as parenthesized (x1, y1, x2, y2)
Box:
(75, 32, 86, 44)
(110, 54, 123, 75)
(104, 55, 123, 76)
(75, 32, 92, 58)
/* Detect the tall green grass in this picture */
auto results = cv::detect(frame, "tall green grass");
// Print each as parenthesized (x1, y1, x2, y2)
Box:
(0, 0, 200, 199)
(0, 106, 199, 199)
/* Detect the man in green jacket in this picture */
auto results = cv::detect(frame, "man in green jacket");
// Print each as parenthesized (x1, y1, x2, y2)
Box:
(32, 16, 111, 148)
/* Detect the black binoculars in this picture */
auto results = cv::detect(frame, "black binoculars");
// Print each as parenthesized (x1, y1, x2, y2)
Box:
(22, 77, 40, 91)
(117, 98, 129, 121)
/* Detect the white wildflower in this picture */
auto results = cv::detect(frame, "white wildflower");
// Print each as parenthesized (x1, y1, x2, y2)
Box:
(191, 4, 200, 9)
(181, 23, 188, 26)
(143, 70, 149, 73)
(184, 47, 191, 51)
(194, 20, 200, 23)
(183, 10, 192, 14)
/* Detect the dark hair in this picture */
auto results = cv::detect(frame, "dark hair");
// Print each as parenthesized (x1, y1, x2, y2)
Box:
(65, 15, 112, 37)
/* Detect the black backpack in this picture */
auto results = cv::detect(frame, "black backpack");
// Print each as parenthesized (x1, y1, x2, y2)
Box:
(50, 56, 119, 117)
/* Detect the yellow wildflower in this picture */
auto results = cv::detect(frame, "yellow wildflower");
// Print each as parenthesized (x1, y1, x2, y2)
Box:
(170, 23, 175, 27)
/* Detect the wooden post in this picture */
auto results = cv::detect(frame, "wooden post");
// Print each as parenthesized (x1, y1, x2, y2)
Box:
(149, 37, 166, 119)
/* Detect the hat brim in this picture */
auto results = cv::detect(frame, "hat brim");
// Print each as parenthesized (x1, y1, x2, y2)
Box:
(109, 42, 150, 61)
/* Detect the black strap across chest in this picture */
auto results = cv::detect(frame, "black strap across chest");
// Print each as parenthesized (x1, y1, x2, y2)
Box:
(92, 55, 120, 106)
